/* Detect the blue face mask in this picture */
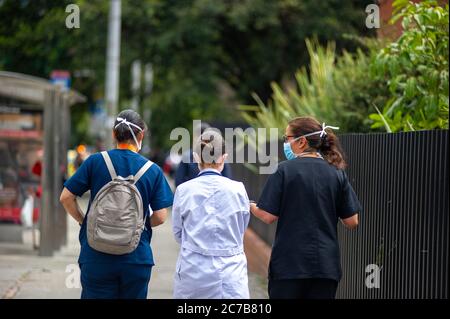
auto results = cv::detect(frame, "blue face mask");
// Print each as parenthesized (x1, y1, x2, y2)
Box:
(283, 141, 296, 160)
(283, 135, 303, 160)
(283, 123, 340, 160)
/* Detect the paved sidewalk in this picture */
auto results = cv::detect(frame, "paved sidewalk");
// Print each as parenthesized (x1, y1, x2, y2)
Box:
(0, 198, 84, 299)
(0, 195, 268, 299)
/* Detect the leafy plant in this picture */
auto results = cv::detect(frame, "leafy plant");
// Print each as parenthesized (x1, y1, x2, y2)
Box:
(369, 0, 449, 131)
(239, 38, 386, 138)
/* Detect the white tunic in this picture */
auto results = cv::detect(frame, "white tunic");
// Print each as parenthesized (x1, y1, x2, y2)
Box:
(172, 168, 250, 299)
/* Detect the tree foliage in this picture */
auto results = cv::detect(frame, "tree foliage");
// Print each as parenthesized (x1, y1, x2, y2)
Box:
(240, 1, 449, 136)
(239, 38, 388, 137)
(0, 0, 376, 148)
(369, 0, 449, 131)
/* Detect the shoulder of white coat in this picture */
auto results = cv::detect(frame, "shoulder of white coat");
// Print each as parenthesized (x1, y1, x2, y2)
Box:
(174, 178, 197, 197)
(222, 178, 248, 198)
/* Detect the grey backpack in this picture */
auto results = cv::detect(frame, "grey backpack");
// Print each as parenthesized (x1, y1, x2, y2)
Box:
(87, 151, 153, 255)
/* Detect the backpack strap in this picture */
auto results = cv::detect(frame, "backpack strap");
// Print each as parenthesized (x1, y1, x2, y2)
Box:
(101, 151, 118, 180)
(133, 160, 154, 184)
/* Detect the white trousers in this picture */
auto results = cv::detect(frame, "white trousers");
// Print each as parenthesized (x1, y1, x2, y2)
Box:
(173, 248, 249, 299)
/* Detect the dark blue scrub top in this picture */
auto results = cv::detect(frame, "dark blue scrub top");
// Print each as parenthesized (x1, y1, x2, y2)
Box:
(64, 149, 174, 265)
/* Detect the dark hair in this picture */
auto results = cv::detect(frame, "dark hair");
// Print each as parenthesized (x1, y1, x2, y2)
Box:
(194, 129, 225, 164)
(113, 109, 147, 144)
(288, 116, 346, 169)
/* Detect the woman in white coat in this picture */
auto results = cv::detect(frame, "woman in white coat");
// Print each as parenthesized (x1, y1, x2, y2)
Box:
(172, 130, 250, 299)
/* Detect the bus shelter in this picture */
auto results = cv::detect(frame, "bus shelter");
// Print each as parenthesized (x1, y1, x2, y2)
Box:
(0, 71, 85, 256)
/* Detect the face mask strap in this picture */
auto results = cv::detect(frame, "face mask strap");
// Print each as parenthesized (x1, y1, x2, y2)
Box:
(300, 123, 340, 139)
(115, 117, 143, 150)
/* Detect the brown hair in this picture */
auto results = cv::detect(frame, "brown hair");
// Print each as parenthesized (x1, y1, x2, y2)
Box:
(288, 116, 346, 169)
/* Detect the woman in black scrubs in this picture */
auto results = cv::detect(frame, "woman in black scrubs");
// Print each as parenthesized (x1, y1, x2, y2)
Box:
(250, 116, 361, 299)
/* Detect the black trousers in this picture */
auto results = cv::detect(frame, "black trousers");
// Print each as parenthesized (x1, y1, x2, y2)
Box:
(268, 278, 338, 299)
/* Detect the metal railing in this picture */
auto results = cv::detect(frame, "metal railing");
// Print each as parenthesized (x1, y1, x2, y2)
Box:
(231, 130, 449, 299)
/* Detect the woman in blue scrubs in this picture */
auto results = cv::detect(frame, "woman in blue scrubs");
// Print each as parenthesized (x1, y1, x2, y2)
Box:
(60, 109, 173, 299)
(250, 116, 361, 299)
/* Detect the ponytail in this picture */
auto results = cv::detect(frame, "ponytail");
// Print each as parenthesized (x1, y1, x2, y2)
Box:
(288, 116, 347, 170)
(320, 131, 346, 170)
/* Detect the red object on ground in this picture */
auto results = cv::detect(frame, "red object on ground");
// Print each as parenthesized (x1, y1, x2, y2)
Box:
(0, 207, 40, 224)
(0, 207, 21, 224)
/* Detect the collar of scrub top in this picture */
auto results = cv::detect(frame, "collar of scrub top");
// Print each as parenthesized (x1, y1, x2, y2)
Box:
(197, 168, 222, 177)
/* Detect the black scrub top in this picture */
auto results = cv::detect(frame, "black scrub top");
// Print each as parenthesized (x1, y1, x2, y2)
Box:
(258, 157, 361, 282)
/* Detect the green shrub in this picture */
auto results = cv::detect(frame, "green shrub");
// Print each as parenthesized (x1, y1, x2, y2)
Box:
(239, 38, 386, 137)
(369, 0, 449, 131)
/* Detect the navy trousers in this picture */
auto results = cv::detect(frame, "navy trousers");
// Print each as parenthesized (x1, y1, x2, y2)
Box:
(268, 278, 338, 299)
(80, 263, 152, 299)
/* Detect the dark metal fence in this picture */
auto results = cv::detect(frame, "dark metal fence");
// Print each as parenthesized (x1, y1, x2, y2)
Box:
(231, 130, 449, 299)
